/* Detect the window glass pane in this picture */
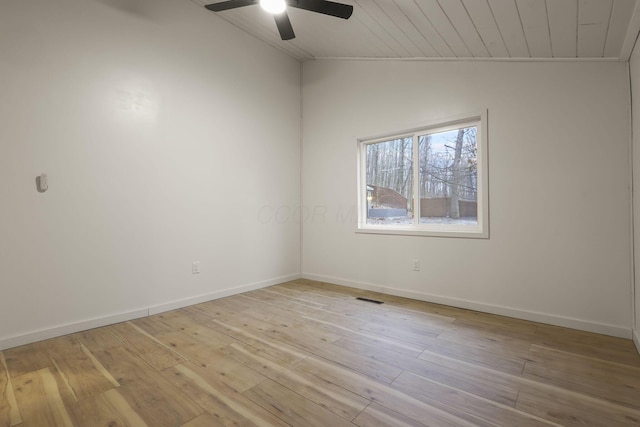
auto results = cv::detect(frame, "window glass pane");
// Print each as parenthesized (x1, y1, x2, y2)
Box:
(365, 137, 413, 225)
(418, 126, 478, 225)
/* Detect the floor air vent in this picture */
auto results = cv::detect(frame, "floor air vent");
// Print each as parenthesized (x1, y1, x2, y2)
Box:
(355, 297, 384, 304)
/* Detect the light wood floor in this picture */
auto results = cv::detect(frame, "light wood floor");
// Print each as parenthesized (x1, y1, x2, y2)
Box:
(2, 279, 640, 427)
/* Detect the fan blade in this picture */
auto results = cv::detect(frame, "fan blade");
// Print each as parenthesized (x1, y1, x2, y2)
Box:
(205, 0, 259, 12)
(274, 12, 295, 40)
(288, 0, 353, 19)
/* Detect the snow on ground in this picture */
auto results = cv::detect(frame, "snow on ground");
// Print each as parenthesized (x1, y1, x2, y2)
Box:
(367, 216, 477, 225)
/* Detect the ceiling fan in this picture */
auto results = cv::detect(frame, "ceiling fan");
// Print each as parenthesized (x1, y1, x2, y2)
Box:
(205, 0, 353, 41)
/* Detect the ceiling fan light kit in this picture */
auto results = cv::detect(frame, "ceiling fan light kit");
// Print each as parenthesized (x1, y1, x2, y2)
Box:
(204, 0, 353, 40)
(260, 0, 287, 14)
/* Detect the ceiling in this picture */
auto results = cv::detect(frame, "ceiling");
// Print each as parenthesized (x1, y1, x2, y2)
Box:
(191, 0, 640, 61)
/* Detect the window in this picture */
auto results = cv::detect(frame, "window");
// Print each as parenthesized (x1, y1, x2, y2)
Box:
(357, 112, 488, 238)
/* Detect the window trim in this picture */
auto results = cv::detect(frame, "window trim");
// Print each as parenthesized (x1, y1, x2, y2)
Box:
(356, 111, 489, 239)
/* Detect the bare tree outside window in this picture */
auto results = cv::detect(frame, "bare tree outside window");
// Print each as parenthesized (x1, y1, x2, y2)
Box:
(418, 126, 478, 224)
(365, 137, 413, 224)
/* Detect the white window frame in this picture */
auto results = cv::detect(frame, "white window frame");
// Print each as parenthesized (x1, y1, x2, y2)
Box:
(356, 111, 489, 238)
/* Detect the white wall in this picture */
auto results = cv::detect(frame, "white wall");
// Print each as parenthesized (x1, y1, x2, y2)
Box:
(0, 0, 301, 349)
(631, 43, 640, 350)
(302, 60, 633, 337)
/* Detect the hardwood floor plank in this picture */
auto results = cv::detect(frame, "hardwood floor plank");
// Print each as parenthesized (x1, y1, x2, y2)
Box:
(298, 305, 371, 329)
(193, 296, 254, 319)
(392, 371, 561, 426)
(385, 297, 469, 319)
(0, 352, 21, 427)
(261, 286, 334, 308)
(134, 309, 239, 351)
(248, 288, 329, 310)
(348, 302, 455, 329)
(522, 360, 640, 409)
(275, 283, 390, 312)
(337, 336, 518, 406)
(73, 327, 123, 352)
(91, 347, 204, 427)
(162, 362, 289, 427)
(301, 316, 427, 357)
(12, 368, 73, 427)
(180, 305, 226, 323)
(108, 322, 185, 371)
(3, 341, 54, 378)
(208, 319, 309, 364)
(418, 346, 526, 381)
(278, 337, 403, 384)
(180, 413, 224, 427)
(295, 356, 487, 427)
(278, 281, 457, 323)
(358, 321, 442, 346)
(43, 336, 119, 403)
(218, 295, 345, 344)
(528, 343, 640, 386)
(419, 346, 640, 422)
(419, 334, 526, 375)
(223, 343, 370, 420)
(152, 331, 266, 392)
(534, 324, 640, 367)
(68, 388, 148, 427)
(515, 387, 640, 426)
(451, 313, 539, 336)
(278, 280, 367, 300)
(352, 403, 438, 427)
(259, 287, 451, 335)
(210, 315, 404, 384)
(436, 326, 534, 360)
(235, 288, 389, 343)
(129, 315, 179, 336)
(170, 318, 241, 349)
(243, 379, 357, 427)
(247, 309, 347, 344)
(79, 343, 120, 388)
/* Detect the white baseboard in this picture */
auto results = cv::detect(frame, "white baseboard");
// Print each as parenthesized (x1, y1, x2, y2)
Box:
(0, 309, 149, 351)
(634, 329, 640, 355)
(0, 273, 301, 351)
(302, 273, 633, 339)
(147, 273, 301, 315)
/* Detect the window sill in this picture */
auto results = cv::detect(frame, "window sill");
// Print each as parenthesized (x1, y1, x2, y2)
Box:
(356, 225, 489, 239)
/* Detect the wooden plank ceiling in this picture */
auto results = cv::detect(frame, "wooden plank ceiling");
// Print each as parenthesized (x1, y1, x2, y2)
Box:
(190, 0, 640, 61)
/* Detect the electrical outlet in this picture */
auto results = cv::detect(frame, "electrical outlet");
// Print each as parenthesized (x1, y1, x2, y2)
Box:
(412, 259, 420, 271)
(192, 261, 200, 274)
